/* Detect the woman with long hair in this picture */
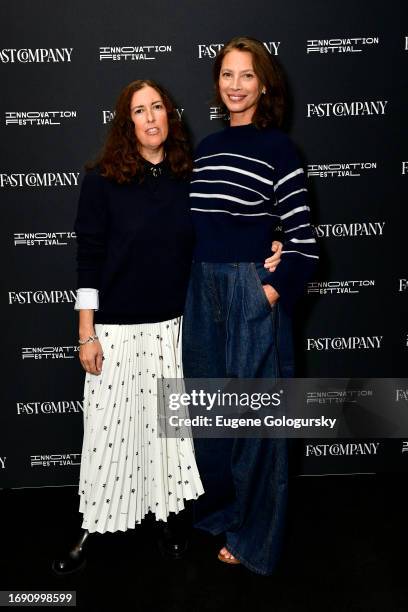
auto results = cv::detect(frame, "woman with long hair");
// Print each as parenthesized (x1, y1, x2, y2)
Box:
(52, 80, 205, 573)
(183, 37, 319, 575)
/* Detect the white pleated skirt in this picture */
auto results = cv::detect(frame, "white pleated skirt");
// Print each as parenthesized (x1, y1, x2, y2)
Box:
(78, 317, 204, 534)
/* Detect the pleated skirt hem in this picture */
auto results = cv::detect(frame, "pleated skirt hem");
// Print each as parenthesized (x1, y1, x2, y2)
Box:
(78, 318, 204, 534)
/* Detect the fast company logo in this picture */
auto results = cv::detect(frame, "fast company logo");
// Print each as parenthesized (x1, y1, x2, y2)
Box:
(399, 279, 408, 292)
(102, 110, 115, 124)
(314, 222, 385, 238)
(307, 37, 379, 54)
(396, 389, 408, 402)
(99, 45, 172, 61)
(307, 280, 375, 295)
(14, 232, 76, 247)
(8, 290, 76, 305)
(307, 336, 383, 351)
(5, 111, 77, 126)
(30, 453, 81, 467)
(198, 41, 280, 58)
(0, 172, 80, 188)
(307, 100, 387, 118)
(305, 442, 380, 456)
(308, 162, 377, 178)
(0, 48, 73, 63)
(17, 400, 83, 415)
(21, 346, 79, 360)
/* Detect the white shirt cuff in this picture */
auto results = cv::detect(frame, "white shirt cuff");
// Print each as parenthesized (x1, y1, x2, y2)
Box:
(75, 288, 99, 310)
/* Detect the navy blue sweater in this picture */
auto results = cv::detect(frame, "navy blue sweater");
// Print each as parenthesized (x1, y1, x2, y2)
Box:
(190, 124, 318, 311)
(74, 163, 194, 324)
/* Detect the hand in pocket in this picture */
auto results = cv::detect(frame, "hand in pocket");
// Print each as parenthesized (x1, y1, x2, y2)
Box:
(263, 284, 280, 307)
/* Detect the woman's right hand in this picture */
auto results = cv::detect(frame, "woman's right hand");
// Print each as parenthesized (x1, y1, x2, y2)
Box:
(79, 340, 103, 375)
(264, 240, 283, 272)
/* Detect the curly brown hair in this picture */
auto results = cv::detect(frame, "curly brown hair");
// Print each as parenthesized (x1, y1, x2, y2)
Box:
(89, 80, 192, 183)
(213, 36, 286, 129)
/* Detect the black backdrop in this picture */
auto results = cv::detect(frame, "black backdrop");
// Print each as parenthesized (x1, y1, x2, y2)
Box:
(1, 0, 407, 488)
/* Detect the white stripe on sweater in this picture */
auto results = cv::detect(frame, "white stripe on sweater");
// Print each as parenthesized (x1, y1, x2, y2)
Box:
(277, 188, 307, 204)
(191, 179, 269, 200)
(193, 165, 273, 186)
(190, 208, 279, 217)
(289, 238, 316, 243)
(189, 193, 264, 206)
(195, 152, 274, 170)
(274, 168, 304, 191)
(285, 223, 311, 234)
(280, 205, 310, 220)
(282, 250, 319, 259)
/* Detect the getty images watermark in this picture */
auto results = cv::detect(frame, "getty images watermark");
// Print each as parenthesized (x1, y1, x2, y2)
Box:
(166, 388, 336, 431)
(157, 378, 408, 438)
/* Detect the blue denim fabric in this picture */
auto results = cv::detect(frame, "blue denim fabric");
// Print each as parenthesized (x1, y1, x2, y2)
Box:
(182, 262, 294, 575)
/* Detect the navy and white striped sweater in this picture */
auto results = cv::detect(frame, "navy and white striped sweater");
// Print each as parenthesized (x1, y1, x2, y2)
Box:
(189, 124, 318, 311)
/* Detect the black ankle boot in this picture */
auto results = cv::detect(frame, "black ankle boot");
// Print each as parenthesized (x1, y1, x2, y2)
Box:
(156, 511, 190, 560)
(52, 530, 89, 575)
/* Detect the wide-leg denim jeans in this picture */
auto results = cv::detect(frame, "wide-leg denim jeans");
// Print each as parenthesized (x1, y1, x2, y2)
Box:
(182, 262, 294, 575)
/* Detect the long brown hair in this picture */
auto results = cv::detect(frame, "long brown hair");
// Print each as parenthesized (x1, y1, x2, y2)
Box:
(213, 36, 286, 129)
(88, 80, 192, 183)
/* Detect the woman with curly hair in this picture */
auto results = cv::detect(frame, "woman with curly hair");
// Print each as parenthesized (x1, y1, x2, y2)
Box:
(52, 80, 206, 574)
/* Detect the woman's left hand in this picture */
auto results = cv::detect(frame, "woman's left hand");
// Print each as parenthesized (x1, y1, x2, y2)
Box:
(264, 240, 283, 272)
(263, 284, 280, 306)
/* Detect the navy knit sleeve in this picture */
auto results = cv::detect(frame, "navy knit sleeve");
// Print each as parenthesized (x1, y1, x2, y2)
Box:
(74, 172, 108, 289)
(262, 136, 319, 312)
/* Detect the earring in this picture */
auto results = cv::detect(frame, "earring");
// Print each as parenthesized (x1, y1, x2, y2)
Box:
(262, 88, 266, 95)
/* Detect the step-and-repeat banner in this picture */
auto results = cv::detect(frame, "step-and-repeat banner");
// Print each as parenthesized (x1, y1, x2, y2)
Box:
(1, 0, 407, 487)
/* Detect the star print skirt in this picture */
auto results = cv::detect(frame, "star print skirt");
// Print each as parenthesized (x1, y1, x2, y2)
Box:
(78, 317, 204, 534)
